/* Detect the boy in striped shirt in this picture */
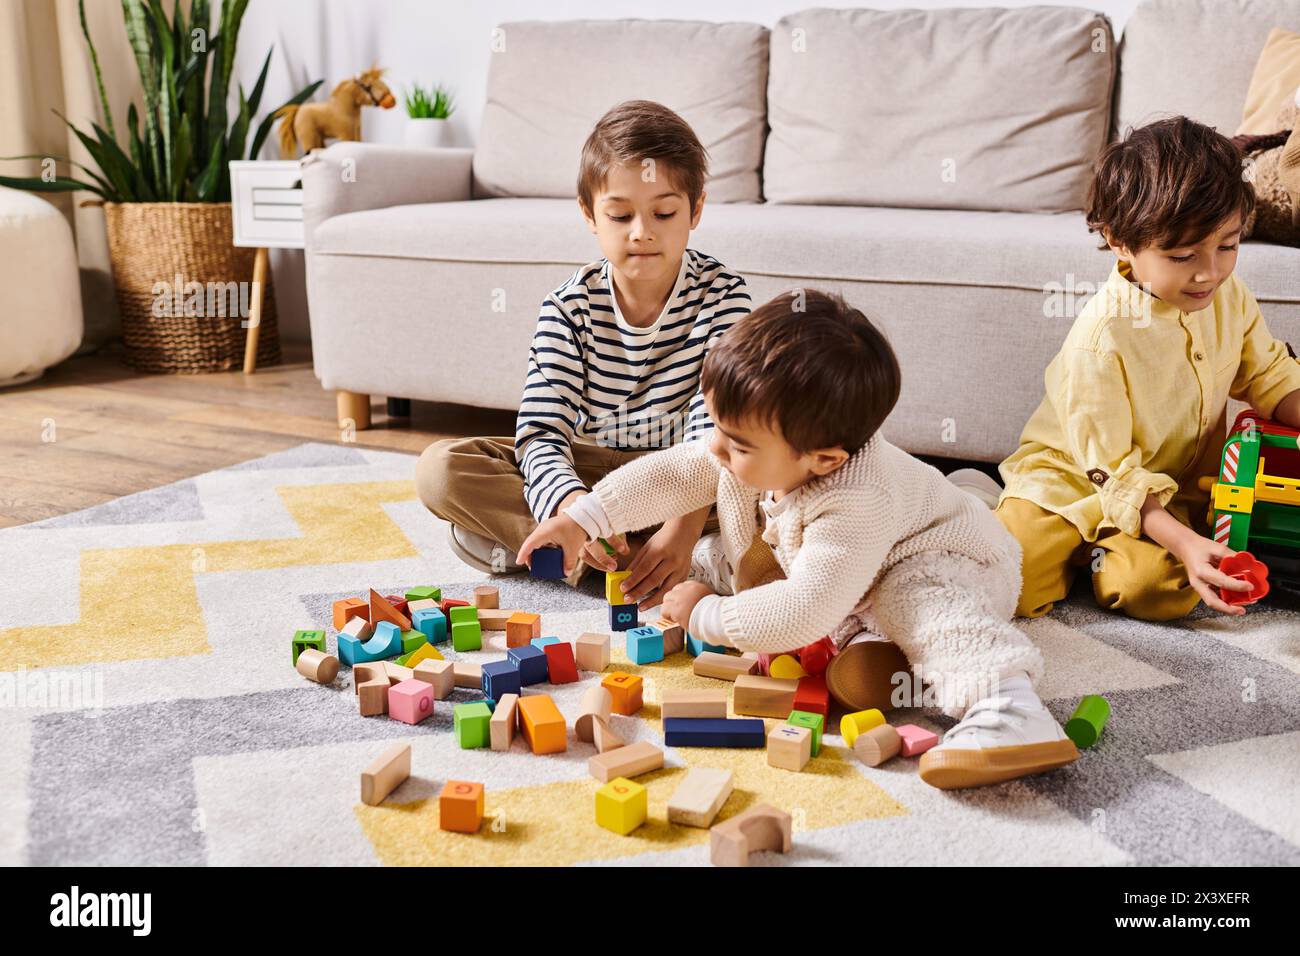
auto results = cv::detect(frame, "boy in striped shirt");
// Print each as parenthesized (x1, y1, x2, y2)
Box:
(417, 100, 751, 602)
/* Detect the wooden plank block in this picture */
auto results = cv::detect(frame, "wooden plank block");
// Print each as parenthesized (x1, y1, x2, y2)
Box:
(667, 768, 734, 828)
(361, 743, 410, 806)
(517, 694, 567, 754)
(693, 651, 757, 681)
(733, 674, 798, 719)
(588, 739, 663, 783)
(709, 804, 792, 867)
(659, 688, 728, 719)
(663, 717, 766, 748)
(478, 609, 516, 631)
(453, 661, 482, 688)
(490, 693, 519, 752)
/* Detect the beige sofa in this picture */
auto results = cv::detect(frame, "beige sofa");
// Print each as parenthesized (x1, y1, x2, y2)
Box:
(302, 0, 1300, 463)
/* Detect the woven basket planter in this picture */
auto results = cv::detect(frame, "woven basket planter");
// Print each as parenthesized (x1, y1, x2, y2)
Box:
(103, 202, 281, 373)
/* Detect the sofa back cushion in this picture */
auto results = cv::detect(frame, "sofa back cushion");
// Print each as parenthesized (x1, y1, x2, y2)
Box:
(473, 19, 768, 203)
(1117, 0, 1300, 137)
(763, 6, 1116, 213)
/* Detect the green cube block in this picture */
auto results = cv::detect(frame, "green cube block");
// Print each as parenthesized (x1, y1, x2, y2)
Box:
(292, 629, 326, 665)
(448, 605, 479, 625)
(788, 710, 824, 757)
(401, 629, 428, 655)
(406, 586, 442, 603)
(454, 702, 492, 748)
(451, 619, 482, 652)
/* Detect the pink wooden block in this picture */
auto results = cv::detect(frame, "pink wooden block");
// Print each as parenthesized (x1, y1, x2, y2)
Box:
(389, 678, 434, 725)
(543, 641, 579, 683)
(755, 652, 774, 677)
(895, 723, 939, 757)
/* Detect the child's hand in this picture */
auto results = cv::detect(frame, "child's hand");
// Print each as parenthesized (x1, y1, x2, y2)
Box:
(1176, 537, 1251, 616)
(619, 525, 696, 610)
(662, 580, 714, 629)
(517, 513, 589, 577)
(579, 534, 629, 574)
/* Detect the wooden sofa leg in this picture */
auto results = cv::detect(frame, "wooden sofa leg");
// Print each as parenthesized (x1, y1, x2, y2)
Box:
(337, 390, 372, 430)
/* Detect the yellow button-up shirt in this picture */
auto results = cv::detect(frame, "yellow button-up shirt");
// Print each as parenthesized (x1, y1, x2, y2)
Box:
(1000, 260, 1300, 541)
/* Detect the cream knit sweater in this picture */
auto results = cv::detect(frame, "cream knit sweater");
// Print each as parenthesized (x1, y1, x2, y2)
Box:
(589, 435, 1022, 653)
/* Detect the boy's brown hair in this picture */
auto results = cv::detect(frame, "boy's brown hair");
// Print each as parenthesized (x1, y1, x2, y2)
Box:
(577, 100, 709, 216)
(1086, 116, 1255, 252)
(701, 289, 901, 455)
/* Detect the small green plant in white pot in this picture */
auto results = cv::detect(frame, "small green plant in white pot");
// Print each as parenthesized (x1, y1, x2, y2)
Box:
(403, 83, 455, 148)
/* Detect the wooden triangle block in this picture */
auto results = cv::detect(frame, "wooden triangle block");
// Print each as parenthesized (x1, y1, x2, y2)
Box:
(592, 717, 625, 754)
(369, 588, 412, 631)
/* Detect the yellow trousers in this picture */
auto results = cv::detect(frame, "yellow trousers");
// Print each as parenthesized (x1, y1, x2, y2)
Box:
(995, 496, 1200, 622)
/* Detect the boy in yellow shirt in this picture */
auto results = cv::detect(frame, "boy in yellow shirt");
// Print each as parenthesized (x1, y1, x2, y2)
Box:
(998, 116, 1300, 621)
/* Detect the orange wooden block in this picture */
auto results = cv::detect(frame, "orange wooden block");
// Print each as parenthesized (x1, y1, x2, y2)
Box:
(369, 588, 411, 631)
(439, 780, 485, 833)
(601, 672, 644, 716)
(506, 611, 541, 648)
(332, 597, 368, 631)
(516, 694, 567, 754)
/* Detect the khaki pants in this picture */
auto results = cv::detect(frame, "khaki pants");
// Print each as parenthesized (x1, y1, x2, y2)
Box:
(995, 496, 1200, 622)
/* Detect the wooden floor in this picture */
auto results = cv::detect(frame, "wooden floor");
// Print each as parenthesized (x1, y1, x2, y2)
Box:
(0, 341, 514, 529)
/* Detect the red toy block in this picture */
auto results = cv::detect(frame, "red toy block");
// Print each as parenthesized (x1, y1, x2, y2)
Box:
(792, 676, 829, 720)
(543, 641, 580, 683)
(384, 594, 410, 617)
(1218, 551, 1269, 606)
(440, 598, 471, 617)
(797, 636, 836, 677)
(896, 723, 939, 757)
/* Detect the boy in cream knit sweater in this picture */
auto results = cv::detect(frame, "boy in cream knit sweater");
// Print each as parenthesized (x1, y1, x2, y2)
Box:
(519, 290, 1078, 789)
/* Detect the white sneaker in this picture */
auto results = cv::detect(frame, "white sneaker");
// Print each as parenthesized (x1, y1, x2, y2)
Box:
(446, 525, 523, 575)
(946, 467, 1004, 510)
(687, 532, 734, 595)
(918, 692, 1079, 789)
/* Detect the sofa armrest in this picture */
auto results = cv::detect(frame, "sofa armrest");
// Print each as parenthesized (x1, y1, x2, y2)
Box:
(300, 141, 473, 248)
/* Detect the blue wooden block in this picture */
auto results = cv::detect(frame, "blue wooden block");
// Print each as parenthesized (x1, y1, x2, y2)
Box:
(686, 633, 728, 657)
(412, 607, 448, 644)
(338, 621, 404, 666)
(531, 545, 565, 579)
(507, 644, 549, 685)
(531, 636, 561, 649)
(481, 660, 521, 700)
(626, 625, 664, 664)
(663, 717, 766, 748)
(610, 603, 638, 632)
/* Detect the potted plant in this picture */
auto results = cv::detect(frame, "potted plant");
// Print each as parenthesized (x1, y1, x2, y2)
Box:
(402, 83, 455, 148)
(0, 0, 321, 374)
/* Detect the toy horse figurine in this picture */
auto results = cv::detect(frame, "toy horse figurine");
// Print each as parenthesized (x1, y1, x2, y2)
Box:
(275, 67, 396, 158)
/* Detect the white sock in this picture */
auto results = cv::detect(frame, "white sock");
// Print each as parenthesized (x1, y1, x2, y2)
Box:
(996, 672, 1044, 711)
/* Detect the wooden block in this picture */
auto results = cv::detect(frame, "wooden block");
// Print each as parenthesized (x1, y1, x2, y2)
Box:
(454, 702, 492, 748)
(439, 597, 471, 616)
(839, 709, 885, 747)
(352, 662, 387, 692)
(767, 724, 812, 772)
(481, 660, 521, 700)
(358, 679, 390, 716)
(412, 659, 454, 699)
(507, 644, 547, 684)
(575, 632, 610, 672)
(793, 676, 830, 720)
(388, 678, 435, 725)
(517, 694, 567, 754)
(626, 625, 665, 664)
(595, 777, 647, 835)
(733, 674, 799, 718)
(451, 619, 482, 652)
(339, 620, 404, 666)
(340, 615, 373, 642)
(588, 739, 663, 783)
(787, 710, 824, 756)
(333, 596, 369, 631)
(853, 724, 902, 767)
(478, 608, 515, 631)
(592, 717, 625, 753)
(295, 648, 339, 684)
(663, 717, 765, 748)
(601, 672, 643, 715)
(656, 618, 685, 655)
(667, 768, 734, 828)
(383, 594, 410, 617)
(472, 584, 500, 609)
(531, 545, 565, 579)
(291, 629, 326, 665)
(506, 611, 541, 648)
(400, 629, 428, 655)
(448, 604, 479, 626)
(660, 688, 728, 719)
(369, 588, 412, 631)
(439, 780, 485, 833)
(490, 693, 519, 751)
(405, 585, 442, 603)
(605, 570, 631, 605)
(609, 602, 638, 631)
(384, 661, 414, 683)
(896, 724, 939, 757)
(406, 595, 439, 613)
(769, 654, 808, 680)
(361, 743, 410, 806)
(693, 651, 758, 681)
(709, 804, 792, 867)
(403, 642, 443, 668)
(453, 661, 482, 688)
(543, 641, 580, 683)
(575, 686, 613, 742)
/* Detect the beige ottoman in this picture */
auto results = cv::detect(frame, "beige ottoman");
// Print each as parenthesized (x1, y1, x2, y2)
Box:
(0, 187, 83, 387)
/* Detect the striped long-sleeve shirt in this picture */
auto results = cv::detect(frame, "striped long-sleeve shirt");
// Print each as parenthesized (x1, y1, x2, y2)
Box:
(515, 248, 751, 522)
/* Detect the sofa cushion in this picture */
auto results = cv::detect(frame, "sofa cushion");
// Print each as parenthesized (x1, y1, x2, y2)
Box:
(1117, 0, 1300, 136)
(472, 19, 768, 204)
(762, 6, 1115, 213)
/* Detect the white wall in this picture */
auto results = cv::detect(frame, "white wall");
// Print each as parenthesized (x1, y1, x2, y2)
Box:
(234, 0, 1142, 342)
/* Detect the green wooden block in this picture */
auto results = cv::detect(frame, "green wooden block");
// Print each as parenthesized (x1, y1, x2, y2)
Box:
(787, 710, 824, 757)
(448, 605, 479, 625)
(406, 585, 442, 602)
(394, 652, 412, 667)
(454, 702, 492, 748)
(292, 629, 326, 665)
(451, 619, 482, 652)
(401, 629, 428, 655)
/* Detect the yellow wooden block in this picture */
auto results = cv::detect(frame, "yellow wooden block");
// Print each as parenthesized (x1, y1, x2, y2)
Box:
(595, 776, 647, 835)
(404, 643, 444, 668)
(768, 654, 808, 680)
(839, 708, 885, 747)
(605, 570, 631, 605)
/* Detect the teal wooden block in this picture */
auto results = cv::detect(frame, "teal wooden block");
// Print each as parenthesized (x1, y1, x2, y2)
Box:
(531, 636, 561, 649)
(627, 626, 664, 664)
(401, 629, 428, 655)
(455, 702, 492, 748)
(452, 619, 482, 652)
(686, 633, 728, 657)
(448, 605, 479, 625)
(412, 607, 447, 644)
(338, 622, 403, 666)
(292, 629, 326, 665)
(787, 710, 824, 756)
(406, 585, 442, 603)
